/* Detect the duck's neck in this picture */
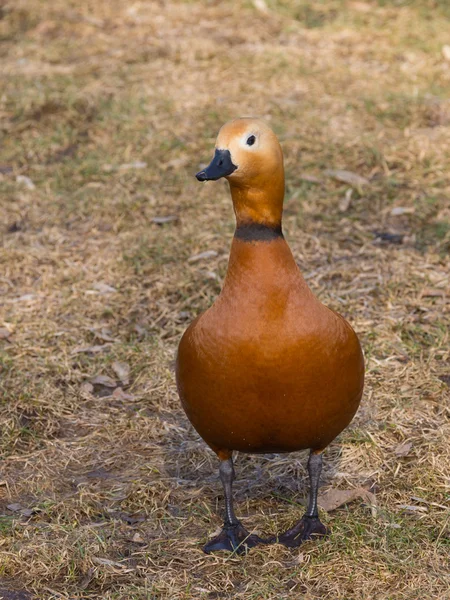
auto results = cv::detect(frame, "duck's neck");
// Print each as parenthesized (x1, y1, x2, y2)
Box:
(222, 234, 302, 300)
(229, 172, 284, 233)
(221, 172, 298, 292)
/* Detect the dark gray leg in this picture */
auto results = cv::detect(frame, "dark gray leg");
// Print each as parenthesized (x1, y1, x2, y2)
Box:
(220, 458, 239, 525)
(305, 452, 322, 517)
(203, 457, 267, 554)
(276, 451, 328, 548)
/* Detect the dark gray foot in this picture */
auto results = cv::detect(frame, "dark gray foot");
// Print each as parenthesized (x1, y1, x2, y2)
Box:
(203, 522, 267, 555)
(276, 516, 328, 548)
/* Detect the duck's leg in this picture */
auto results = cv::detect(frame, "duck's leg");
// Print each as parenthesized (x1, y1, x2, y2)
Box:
(203, 457, 266, 554)
(277, 451, 328, 548)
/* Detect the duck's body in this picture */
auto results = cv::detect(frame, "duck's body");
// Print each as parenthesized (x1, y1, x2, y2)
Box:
(176, 118, 364, 553)
(177, 235, 363, 458)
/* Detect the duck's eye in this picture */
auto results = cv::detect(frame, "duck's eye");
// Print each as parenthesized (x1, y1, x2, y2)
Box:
(246, 135, 256, 146)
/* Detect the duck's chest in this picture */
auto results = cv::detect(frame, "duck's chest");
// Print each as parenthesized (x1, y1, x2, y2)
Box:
(177, 291, 347, 384)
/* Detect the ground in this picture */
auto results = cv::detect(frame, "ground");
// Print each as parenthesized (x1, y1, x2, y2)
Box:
(1, 0, 449, 598)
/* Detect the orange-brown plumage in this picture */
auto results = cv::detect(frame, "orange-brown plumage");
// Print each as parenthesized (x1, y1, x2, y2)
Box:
(176, 118, 364, 553)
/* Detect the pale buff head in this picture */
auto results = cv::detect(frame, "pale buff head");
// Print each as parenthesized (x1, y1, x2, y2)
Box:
(215, 118, 283, 185)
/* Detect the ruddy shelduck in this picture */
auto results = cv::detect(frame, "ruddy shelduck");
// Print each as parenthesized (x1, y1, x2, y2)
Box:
(176, 118, 364, 553)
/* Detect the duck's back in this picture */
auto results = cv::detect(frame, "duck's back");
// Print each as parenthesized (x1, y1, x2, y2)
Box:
(176, 237, 364, 458)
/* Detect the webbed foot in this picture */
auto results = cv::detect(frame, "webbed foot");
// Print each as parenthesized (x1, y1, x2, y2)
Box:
(203, 522, 267, 555)
(276, 516, 328, 548)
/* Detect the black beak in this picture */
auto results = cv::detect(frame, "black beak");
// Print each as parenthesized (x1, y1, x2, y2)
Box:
(196, 149, 237, 182)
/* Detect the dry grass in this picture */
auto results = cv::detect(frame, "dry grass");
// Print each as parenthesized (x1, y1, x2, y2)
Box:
(1, 0, 450, 598)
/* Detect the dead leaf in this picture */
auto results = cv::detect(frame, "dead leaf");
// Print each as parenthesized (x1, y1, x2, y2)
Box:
(20, 507, 37, 517)
(72, 344, 110, 355)
(394, 441, 413, 457)
(188, 250, 218, 263)
(299, 173, 322, 184)
(318, 487, 376, 513)
(0, 328, 12, 340)
(151, 215, 179, 225)
(14, 294, 35, 303)
(398, 504, 428, 513)
(112, 361, 130, 386)
(16, 175, 35, 190)
(324, 169, 369, 188)
(90, 374, 117, 388)
(89, 282, 117, 294)
(410, 496, 449, 510)
(391, 206, 415, 216)
(338, 188, 353, 212)
(80, 381, 94, 395)
(79, 568, 95, 590)
(421, 287, 446, 298)
(92, 556, 126, 568)
(90, 328, 118, 343)
(112, 387, 136, 401)
(6, 503, 22, 512)
(204, 270, 218, 280)
(108, 510, 146, 525)
(130, 532, 145, 544)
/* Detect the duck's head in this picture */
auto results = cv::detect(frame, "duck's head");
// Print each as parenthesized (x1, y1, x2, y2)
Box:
(196, 118, 285, 227)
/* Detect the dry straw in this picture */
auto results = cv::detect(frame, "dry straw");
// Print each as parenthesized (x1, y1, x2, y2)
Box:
(0, 0, 449, 598)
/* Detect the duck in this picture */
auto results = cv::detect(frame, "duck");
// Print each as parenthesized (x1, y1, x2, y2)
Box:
(176, 118, 364, 554)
